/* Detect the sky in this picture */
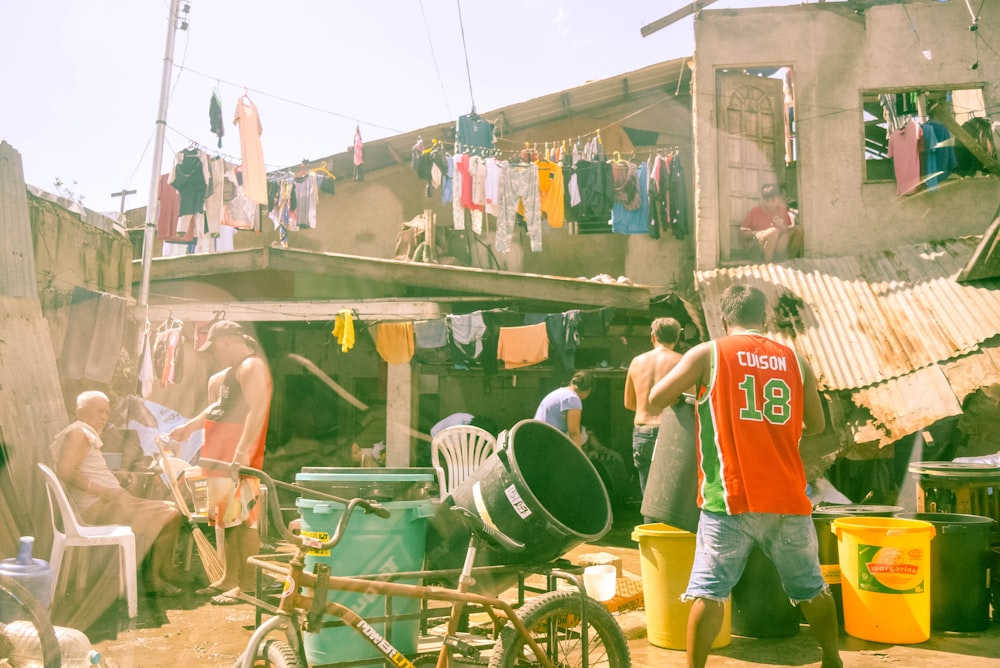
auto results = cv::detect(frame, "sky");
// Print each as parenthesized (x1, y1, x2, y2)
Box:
(0, 0, 802, 217)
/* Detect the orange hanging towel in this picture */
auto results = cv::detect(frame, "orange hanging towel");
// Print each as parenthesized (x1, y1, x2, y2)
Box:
(375, 322, 415, 364)
(497, 322, 549, 369)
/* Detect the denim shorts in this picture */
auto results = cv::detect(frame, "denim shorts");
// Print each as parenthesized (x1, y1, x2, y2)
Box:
(684, 510, 827, 604)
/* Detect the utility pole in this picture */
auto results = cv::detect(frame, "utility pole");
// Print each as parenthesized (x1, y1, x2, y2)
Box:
(138, 0, 186, 307)
(111, 188, 136, 217)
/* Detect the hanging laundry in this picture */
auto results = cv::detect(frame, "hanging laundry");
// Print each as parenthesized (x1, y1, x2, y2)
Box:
(375, 322, 414, 364)
(611, 161, 650, 234)
(537, 159, 565, 228)
(152, 321, 185, 386)
(413, 319, 450, 364)
(887, 120, 923, 196)
(411, 136, 424, 170)
(58, 287, 127, 386)
(333, 310, 355, 352)
(456, 111, 495, 155)
(233, 94, 268, 205)
(139, 325, 155, 398)
(293, 172, 319, 229)
(497, 322, 549, 369)
(448, 312, 486, 361)
(496, 162, 542, 253)
(156, 173, 182, 244)
(222, 164, 259, 230)
(203, 156, 226, 238)
(353, 125, 364, 182)
(209, 89, 225, 148)
(667, 153, 689, 239)
(170, 147, 210, 241)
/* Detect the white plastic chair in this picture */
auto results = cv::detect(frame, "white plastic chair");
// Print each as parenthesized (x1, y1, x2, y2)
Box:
(431, 425, 497, 499)
(38, 463, 138, 619)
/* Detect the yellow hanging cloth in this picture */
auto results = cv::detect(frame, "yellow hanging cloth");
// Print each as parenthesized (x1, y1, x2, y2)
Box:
(375, 322, 415, 364)
(333, 310, 355, 352)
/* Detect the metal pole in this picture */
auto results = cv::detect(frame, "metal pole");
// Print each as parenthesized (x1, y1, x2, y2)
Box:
(138, 0, 181, 307)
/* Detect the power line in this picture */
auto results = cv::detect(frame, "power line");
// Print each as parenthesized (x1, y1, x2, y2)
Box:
(455, 0, 476, 112)
(418, 0, 453, 118)
(174, 63, 405, 135)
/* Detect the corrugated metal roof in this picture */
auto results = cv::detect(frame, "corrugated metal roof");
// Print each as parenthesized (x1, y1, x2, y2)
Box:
(696, 237, 1000, 392)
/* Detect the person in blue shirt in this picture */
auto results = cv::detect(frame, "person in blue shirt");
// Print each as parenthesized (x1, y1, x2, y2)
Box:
(533, 371, 594, 447)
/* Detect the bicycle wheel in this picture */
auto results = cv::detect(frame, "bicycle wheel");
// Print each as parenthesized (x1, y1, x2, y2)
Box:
(0, 573, 60, 668)
(252, 639, 303, 668)
(489, 591, 630, 668)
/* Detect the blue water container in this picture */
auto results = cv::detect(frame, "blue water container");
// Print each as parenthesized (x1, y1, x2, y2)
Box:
(0, 536, 54, 622)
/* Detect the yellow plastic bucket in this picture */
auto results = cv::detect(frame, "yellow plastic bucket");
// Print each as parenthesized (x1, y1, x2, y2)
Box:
(833, 516, 936, 644)
(632, 523, 731, 650)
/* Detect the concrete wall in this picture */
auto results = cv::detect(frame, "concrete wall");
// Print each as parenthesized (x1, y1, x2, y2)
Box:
(693, 2, 1000, 271)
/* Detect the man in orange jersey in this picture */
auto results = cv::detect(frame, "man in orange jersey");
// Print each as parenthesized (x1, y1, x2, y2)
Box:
(649, 285, 841, 668)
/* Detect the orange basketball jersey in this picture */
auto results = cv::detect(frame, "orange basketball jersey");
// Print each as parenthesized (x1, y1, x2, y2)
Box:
(694, 332, 811, 516)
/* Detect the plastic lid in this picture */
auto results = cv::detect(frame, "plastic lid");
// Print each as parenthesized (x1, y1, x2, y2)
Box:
(296, 467, 435, 483)
(908, 461, 1000, 478)
(813, 504, 904, 516)
(631, 522, 694, 541)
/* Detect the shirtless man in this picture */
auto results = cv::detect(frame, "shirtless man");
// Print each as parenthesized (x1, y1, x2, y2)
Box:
(624, 317, 683, 496)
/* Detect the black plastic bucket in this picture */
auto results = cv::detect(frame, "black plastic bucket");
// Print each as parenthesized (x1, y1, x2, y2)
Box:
(731, 547, 800, 637)
(640, 402, 700, 533)
(425, 419, 612, 593)
(812, 504, 903, 625)
(895, 512, 995, 631)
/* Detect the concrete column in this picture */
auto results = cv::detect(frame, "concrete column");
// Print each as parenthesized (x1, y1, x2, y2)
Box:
(385, 362, 414, 466)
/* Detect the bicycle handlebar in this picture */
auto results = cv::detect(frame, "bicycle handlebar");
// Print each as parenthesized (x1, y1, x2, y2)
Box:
(235, 466, 390, 549)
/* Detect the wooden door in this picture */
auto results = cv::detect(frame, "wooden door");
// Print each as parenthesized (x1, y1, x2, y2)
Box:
(717, 71, 785, 263)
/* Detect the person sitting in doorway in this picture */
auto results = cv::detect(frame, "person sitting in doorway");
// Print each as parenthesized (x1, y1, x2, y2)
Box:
(740, 183, 803, 263)
(51, 390, 185, 597)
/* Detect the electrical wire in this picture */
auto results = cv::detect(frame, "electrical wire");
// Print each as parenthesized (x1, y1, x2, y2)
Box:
(455, 0, 477, 112)
(174, 63, 404, 135)
(417, 0, 453, 119)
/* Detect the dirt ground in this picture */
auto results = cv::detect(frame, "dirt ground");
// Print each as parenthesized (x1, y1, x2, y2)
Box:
(84, 505, 1000, 667)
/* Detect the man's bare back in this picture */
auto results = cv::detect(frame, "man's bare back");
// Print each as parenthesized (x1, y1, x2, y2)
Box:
(625, 346, 683, 425)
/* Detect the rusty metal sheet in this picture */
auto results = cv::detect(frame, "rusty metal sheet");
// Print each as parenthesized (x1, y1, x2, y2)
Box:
(851, 365, 962, 446)
(697, 238, 1000, 392)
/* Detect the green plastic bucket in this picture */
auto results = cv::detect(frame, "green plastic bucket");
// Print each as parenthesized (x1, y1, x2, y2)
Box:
(296, 470, 437, 667)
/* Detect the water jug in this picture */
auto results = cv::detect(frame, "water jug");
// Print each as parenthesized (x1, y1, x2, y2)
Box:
(0, 537, 53, 623)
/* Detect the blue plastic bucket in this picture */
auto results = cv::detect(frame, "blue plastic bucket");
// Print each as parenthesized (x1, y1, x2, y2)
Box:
(296, 470, 437, 666)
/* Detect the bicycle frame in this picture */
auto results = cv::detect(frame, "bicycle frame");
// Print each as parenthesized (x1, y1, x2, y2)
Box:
(234, 468, 591, 668)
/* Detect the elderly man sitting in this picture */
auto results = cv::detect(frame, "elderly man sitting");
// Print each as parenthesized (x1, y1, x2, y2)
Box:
(51, 390, 185, 596)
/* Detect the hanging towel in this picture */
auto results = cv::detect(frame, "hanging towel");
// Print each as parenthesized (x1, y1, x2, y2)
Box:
(375, 322, 414, 364)
(414, 319, 448, 349)
(497, 322, 549, 369)
(333, 310, 356, 352)
(448, 313, 486, 360)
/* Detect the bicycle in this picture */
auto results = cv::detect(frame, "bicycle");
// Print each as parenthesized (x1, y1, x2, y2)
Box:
(234, 467, 631, 668)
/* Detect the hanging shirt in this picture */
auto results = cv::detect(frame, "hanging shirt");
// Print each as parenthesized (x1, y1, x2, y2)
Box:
(537, 160, 565, 228)
(456, 113, 495, 154)
(203, 156, 226, 235)
(611, 162, 650, 234)
(209, 90, 225, 148)
(293, 173, 319, 229)
(887, 120, 923, 196)
(448, 312, 486, 360)
(170, 148, 210, 217)
(233, 96, 268, 205)
(156, 173, 182, 242)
